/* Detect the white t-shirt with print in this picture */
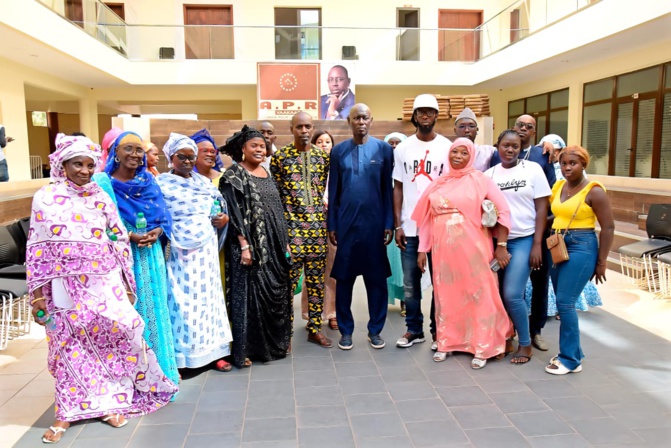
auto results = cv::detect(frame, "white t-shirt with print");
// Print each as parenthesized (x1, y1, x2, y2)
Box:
(484, 160, 551, 239)
(393, 134, 451, 236)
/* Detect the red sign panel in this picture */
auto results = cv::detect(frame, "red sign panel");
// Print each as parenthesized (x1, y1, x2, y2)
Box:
(257, 63, 320, 120)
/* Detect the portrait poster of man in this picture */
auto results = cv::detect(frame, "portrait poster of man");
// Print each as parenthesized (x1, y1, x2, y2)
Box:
(320, 63, 356, 120)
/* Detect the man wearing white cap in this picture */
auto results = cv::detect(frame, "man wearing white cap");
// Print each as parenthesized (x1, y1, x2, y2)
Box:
(393, 94, 451, 349)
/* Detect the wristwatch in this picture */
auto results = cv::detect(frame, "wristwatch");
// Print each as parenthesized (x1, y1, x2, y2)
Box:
(497, 242, 508, 247)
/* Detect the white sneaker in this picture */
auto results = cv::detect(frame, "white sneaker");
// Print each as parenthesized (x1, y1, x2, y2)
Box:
(545, 356, 582, 375)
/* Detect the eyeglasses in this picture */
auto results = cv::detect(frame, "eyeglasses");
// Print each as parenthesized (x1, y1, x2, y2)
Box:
(457, 124, 477, 130)
(415, 109, 437, 118)
(174, 153, 197, 162)
(515, 121, 535, 130)
(120, 146, 145, 156)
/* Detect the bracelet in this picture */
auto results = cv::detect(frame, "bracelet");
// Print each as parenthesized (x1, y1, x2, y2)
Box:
(241, 244, 251, 251)
(394, 226, 402, 231)
(31, 297, 46, 305)
(497, 242, 508, 247)
(128, 231, 133, 238)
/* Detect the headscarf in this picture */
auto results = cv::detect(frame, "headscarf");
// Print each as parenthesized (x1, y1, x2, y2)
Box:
(221, 125, 266, 163)
(539, 134, 566, 149)
(98, 127, 123, 172)
(103, 131, 173, 237)
(190, 128, 225, 172)
(143, 140, 160, 176)
(412, 138, 510, 233)
(162, 133, 198, 168)
(384, 132, 407, 143)
(49, 133, 101, 183)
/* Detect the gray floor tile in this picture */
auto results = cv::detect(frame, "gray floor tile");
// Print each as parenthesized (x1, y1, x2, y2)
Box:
(296, 405, 349, 428)
(184, 432, 241, 448)
(128, 423, 189, 448)
(76, 417, 140, 439)
(489, 391, 550, 414)
(355, 436, 415, 448)
(196, 390, 248, 411)
(190, 409, 244, 434)
(544, 396, 609, 420)
(507, 410, 575, 437)
(241, 442, 298, 448)
(344, 393, 396, 415)
(525, 379, 582, 399)
(387, 380, 438, 402)
(632, 427, 671, 445)
(247, 379, 294, 399)
(396, 398, 452, 422)
(371, 350, 416, 367)
(245, 397, 295, 419)
(242, 417, 297, 443)
(527, 434, 591, 448)
(465, 427, 531, 448)
(295, 385, 343, 406)
(251, 364, 294, 381)
(381, 365, 428, 383)
(298, 426, 355, 448)
(603, 402, 671, 429)
(571, 417, 644, 445)
(425, 369, 476, 388)
(476, 378, 529, 394)
(334, 361, 379, 378)
(450, 404, 511, 430)
(71, 438, 131, 448)
(405, 419, 469, 446)
(293, 356, 335, 372)
(15, 426, 84, 448)
(173, 384, 203, 404)
(290, 341, 334, 358)
(331, 347, 374, 363)
(293, 369, 338, 388)
(202, 374, 249, 392)
(437, 386, 492, 407)
(180, 371, 209, 385)
(140, 403, 197, 425)
(350, 413, 407, 438)
(411, 351, 466, 372)
(339, 376, 388, 395)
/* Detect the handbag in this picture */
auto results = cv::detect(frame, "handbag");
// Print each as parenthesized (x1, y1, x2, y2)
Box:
(546, 198, 583, 265)
(481, 200, 498, 228)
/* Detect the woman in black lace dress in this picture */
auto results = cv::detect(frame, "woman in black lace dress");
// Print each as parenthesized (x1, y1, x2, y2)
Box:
(219, 125, 292, 368)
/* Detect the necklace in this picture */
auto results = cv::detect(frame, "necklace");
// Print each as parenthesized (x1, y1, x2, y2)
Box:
(565, 177, 586, 198)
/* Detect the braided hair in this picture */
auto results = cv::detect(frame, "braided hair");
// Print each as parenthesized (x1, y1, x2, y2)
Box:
(220, 125, 268, 163)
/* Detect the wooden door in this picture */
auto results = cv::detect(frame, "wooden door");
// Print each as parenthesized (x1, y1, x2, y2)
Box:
(184, 5, 234, 59)
(438, 10, 482, 61)
(104, 3, 125, 20)
(65, 0, 83, 26)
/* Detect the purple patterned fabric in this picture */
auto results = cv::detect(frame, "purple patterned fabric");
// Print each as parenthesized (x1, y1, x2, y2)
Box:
(26, 178, 177, 422)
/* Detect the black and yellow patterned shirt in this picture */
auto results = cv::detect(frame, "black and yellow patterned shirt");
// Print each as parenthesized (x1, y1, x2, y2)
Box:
(270, 143, 330, 255)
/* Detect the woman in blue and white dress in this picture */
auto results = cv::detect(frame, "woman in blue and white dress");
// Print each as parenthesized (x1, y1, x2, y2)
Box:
(156, 133, 233, 372)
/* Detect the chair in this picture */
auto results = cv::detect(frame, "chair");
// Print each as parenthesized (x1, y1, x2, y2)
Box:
(618, 204, 671, 293)
(0, 278, 30, 350)
(657, 252, 671, 299)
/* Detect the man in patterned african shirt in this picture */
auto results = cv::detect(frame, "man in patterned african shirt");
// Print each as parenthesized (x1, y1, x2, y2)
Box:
(271, 112, 333, 348)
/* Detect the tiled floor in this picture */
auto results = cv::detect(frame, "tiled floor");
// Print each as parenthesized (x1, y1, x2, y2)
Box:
(4, 272, 671, 447)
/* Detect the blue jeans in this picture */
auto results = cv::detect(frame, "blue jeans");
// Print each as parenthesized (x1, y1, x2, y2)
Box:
(0, 160, 8, 182)
(401, 237, 436, 335)
(499, 234, 534, 347)
(550, 230, 598, 370)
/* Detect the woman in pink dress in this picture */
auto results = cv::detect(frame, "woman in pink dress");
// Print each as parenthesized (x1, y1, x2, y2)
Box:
(412, 138, 513, 369)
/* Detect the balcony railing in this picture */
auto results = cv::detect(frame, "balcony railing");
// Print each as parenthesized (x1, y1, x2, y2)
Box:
(35, 0, 598, 63)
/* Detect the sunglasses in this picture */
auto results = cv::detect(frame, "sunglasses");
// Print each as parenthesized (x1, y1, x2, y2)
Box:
(515, 121, 535, 130)
(174, 153, 197, 162)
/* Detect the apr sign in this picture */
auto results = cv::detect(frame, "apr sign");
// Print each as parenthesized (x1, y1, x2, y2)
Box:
(257, 63, 320, 120)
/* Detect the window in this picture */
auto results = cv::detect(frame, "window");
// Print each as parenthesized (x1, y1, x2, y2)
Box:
(507, 88, 569, 145)
(582, 62, 671, 178)
(184, 5, 234, 59)
(274, 8, 321, 60)
(31, 111, 48, 127)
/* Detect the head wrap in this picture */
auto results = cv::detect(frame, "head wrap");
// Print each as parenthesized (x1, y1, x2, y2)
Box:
(445, 138, 477, 178)
(539, 134, 566, 150)
(101, 131, 173, 238)
(162, 133, 199, 168)
(96, 127, 124, 172)
(221, 125, 266, 163)
(49, 133, 101, 182)
(384, 132, 407, 144)
(143, 140, 157, 152)
(190, 128, 225, 172)
(455, 108, 477, 124)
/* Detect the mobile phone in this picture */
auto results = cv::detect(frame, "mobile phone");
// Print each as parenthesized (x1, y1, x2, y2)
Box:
(490, 259, 500, 272)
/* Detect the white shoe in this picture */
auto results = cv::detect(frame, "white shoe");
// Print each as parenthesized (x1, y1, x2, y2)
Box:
(431, 341, 438, 351)
(471, 357, 487, 370)
(433, 351, 448, 362)
(545, 356, 582, 375)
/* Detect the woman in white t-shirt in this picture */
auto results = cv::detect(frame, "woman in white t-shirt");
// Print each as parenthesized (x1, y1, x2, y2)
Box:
(485, 130, 551, 364)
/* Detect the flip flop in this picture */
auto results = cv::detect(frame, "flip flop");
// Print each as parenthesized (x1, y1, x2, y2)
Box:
(42, 426, 67, 444)
(510, 355, 532, 365)
(101, 414, 128, 428)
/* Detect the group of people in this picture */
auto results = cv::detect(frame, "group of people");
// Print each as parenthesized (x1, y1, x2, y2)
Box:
(26, 94, 614, 443)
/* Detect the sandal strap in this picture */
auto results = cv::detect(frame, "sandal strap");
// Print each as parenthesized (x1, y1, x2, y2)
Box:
(49, 426, 67, 434)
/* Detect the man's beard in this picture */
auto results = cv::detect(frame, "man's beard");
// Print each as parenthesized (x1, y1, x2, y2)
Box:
(417, 122, 435, 134)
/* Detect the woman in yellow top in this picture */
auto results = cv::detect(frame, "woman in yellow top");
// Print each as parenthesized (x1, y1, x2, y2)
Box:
(546, 145, 614, 375)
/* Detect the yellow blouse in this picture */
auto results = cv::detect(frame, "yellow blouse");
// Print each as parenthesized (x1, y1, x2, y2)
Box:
(550, 180, 605, 230)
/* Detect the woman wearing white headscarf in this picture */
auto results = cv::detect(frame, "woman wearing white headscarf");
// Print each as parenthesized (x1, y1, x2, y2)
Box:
(156, 133, 234, 372)
(28, 134, 177, 443)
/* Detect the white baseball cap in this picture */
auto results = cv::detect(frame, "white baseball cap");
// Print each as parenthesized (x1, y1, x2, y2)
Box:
(413, 94, 439, 112)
